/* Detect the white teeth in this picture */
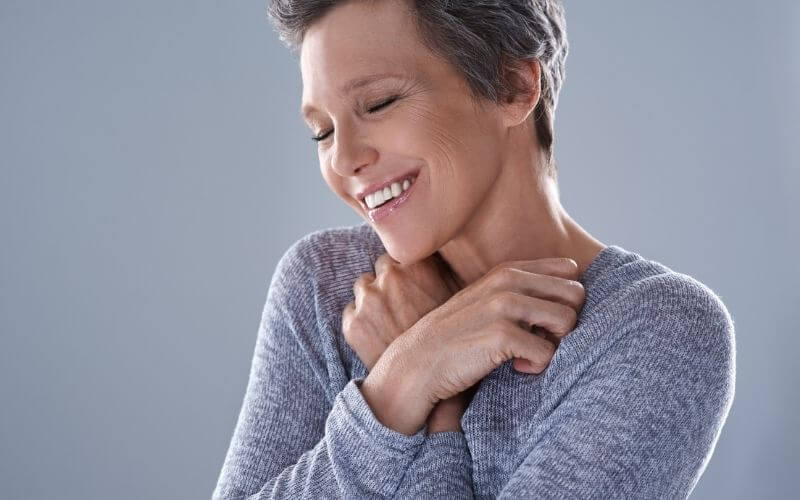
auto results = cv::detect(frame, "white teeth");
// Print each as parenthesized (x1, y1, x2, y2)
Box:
(365, 176, 416, 209)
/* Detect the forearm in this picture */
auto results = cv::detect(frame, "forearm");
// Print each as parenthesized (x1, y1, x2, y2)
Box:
(217, 378, 430, 499)
(425, 397, 465, 433)
(359, 338, 438, 435)
(391, 388, 477, 498)
(391, 431, 475, 499)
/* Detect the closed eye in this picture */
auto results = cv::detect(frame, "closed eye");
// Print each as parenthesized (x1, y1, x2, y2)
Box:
(311, 130, 332, 142)
(367, 95, 398, 113)
(310, 96, 399, 143)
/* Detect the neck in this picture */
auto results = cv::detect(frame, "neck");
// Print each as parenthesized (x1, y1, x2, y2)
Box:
(436, 137, 606, 289)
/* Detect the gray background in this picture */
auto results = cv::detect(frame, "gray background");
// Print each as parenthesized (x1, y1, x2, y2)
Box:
(1, 1, 797, 498)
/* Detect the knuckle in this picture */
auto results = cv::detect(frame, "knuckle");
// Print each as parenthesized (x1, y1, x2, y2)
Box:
(488, 323, 515, 363)
(488, 290, 516, 314)
(558, 305, 578, 333)
(360, 290, 379, 308)
(489, 349, 508, 367)
(354, 272, 374, 288)
(567, 304, 578, 323)
(342, 320, 359, 343)
(492, 265, 516, 284)
(528, 342, 555, 371)
(535, 352, 555, 371)
(545, 258, 578, 278)
(342, 301, 354, 318)
(482, 265, 506, 289)
(494, 320, 518, 345)
(561, 258, 579, 277)
(569, 279, 585, 296)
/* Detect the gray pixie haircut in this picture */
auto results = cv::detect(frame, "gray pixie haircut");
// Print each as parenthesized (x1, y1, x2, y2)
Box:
(268, 0, 568, 180)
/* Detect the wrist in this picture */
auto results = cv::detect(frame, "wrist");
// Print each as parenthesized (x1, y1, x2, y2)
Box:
(425, 381, 479, 435)
(360, 341, 436, 436)
(426, 396, 467, 434)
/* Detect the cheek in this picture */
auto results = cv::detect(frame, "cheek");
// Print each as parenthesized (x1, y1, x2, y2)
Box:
(320, 162, 345, 198)
(398, 103, 498, 194)
(391, 102, 475, 174)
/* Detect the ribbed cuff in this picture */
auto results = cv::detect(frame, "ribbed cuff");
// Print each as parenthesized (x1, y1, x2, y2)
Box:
(393, 430, 474, 498)
(324, 378, 427, 497)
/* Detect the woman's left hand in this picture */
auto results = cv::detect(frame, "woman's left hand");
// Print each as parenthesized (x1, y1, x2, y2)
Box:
(342, 252, 457, 372)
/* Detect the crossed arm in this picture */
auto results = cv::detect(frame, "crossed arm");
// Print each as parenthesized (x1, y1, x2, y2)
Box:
(210, 295, 472, 497)
(211, 243, 472, 499)
(212, 243, 735, 499)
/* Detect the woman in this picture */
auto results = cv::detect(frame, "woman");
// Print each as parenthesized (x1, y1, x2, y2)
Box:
(213, 1, 735, 498)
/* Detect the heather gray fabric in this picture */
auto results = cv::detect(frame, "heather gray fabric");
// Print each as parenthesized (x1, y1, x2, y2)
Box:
(212, 221, 735, 499)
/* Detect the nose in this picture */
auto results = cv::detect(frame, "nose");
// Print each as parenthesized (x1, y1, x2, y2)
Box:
(329, 121, 378, 177)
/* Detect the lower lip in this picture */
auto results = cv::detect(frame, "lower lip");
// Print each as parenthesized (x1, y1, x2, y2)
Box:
(366, 176, 418, 223)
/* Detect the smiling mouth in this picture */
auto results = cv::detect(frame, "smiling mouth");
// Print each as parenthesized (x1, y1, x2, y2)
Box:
(360, 172, 419, 210)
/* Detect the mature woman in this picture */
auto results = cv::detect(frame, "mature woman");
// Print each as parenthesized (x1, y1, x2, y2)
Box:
(213, 1, 735, 498)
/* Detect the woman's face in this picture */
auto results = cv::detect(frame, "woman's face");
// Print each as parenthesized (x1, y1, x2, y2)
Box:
(299, 0, 509, 264)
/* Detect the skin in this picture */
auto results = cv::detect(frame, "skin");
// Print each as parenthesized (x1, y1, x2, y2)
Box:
(299, 0, 607, 435)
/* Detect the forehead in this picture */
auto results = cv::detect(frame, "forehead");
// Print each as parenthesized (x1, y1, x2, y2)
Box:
(299, 0, 426, 116)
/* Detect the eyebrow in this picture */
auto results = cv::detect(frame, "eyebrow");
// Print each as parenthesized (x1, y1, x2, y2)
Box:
(300, 72, 407, 120)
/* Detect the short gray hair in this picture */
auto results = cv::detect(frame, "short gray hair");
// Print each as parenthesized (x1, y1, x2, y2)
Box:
(268, 0, 568, 181)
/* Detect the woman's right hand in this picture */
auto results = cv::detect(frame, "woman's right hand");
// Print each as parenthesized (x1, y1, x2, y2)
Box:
(361, 257, 586, 435)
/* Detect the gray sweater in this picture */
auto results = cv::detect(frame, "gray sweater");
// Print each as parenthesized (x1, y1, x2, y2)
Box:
(212, 221, 736, 499)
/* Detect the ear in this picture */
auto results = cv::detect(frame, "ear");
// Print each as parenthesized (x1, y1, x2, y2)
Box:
(500, 58, 542, 129)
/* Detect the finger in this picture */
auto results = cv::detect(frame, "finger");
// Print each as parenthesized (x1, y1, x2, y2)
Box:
(531, 325, 562, 348)
(342, 301, 356, 329)
(519, 323, 562, 347)
(512, 356, 545, 374)
(497, 320, 557, 374)
(353, 272, 375, 308)
(497, 257, 580, 281)
(490, 291, 578, 339)
(485, 267, 585, 311)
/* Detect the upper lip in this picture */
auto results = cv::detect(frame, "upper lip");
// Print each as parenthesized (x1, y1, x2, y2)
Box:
(355, 167, 420, 206)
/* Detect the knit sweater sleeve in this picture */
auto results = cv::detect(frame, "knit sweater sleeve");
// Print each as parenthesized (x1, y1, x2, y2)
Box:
(497, 274, 736, 499)
(211, 236, 430, 499)
(391, 431, 475, 498)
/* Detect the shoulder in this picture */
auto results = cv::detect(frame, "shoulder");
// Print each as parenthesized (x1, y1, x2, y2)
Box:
(614, 272, 736, 441)
(270, 221, 386, 329)
(264, 222, 386, 394)
(274, 221, 384, 286)
(598, 257, 736, 410)
(625, 271, 734, 334)
(582, 245, 735, 353)
(575, 246, 735, 387)
(618, 269, 736, 363)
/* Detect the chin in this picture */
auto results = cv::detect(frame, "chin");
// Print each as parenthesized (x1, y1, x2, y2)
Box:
(375, 230, 435, 265)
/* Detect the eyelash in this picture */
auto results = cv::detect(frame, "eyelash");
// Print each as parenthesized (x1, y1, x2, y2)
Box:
(311, 95, 399, 143)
